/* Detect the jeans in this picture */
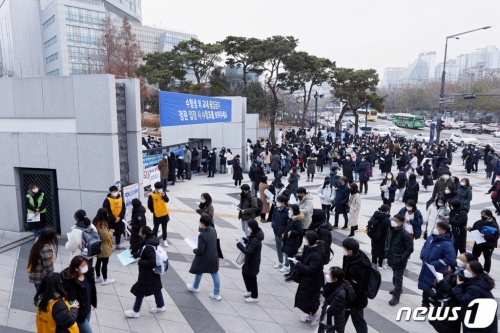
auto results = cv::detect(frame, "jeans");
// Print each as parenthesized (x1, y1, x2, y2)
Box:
(345, 308, 367, 333)
(193, 273, 220, 295)
(220, 164, 226, 174)
(95, 257, 109, 280)
(161, 179, 168, 191)
(33, 228, 43, 238)
(133, 290, 164, 312)
(472, 244, 494, 272)
(354, 172, 359, 181)
(241, 220, 250, 237)
(292, 193, 299, 202)
(78, 312, 92, 333)
(242, 273, 258, 298)
(153, 216, 168, 241)
(274, 235, 289, 266)
(34, 283, 41, 292)
(322, 204, 331, 222)
(251, 181, 256, 196)
(265, 164, 271, 173)
(334, 212, 349, 228)
(392, 267, 404, 299)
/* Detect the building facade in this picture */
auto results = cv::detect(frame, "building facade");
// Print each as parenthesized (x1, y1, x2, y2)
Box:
(381, 67, 406, 87)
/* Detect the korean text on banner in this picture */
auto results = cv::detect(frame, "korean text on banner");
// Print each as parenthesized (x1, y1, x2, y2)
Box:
(123, 184, 139, 222)
(159, 92, 232, 127)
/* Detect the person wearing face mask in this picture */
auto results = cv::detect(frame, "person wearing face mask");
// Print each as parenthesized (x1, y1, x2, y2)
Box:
(306, 153, 317, 182)
(425, 197, 450, 234)
(342, 154, 354, 184)
(356, 155, 371, 195)
(290, 231, 325, 325)
(444, 186, 458, 205)
(320, 266, 351, 333)
(385, 214, 414, 306)
(381, 147, 393, 175)
(196, 193, 214, 227)
(341, 238, 372, 333)
(158, 153, 169, 191)
(334, 177, 350, 230)
(454, 261, 497, 333)
(147, 182, 170, 247)
(102, 185, 126, 250)
(232, 155, 243, 187)
(271, 195, 290, 271)
(238, 184, 259, 237)
(66, 210, 98, 261)
(61, 256, 97, 333)
(431, 171, 455, 202)
(487, 175, 500, 215)
(368, 205, 391, 270)
(448, 199, 469, 256)
(128, 199, 146, 256)
(236, 220, 264, 303)
(397, 200, 423, 241)
(418, 221, 455, 308)
(467, 209, 500, 273)
(282, 204, 304, 282)
(26, 183, 48, 238)
(456, 178, 472, 210)
(347, 183, 361, 237)
(422, 158, 434, 191)
(380, 172, 397, 207)
(471, 146, 481, 173)
(318, 177, 334, 223)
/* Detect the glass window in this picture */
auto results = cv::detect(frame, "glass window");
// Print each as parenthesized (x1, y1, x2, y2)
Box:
(43, 15, 55, 30)
(45, 53, 58, 64)
(44, 36, 57, 49)
(47, 69, 60, 76)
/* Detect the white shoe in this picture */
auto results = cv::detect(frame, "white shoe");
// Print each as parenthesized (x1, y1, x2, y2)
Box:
(186, 283, 199, 293)
(95, 277, 102, 283)
(279, 266, 290, 273)
(209, 293, 222, 301)
(102, 278, 115, 285)
(124, 309, 140, 318)
(273, 263, 282, 269)
(377, 266, 384, 271)
(163, 240, 168, 247)
(245, 297, 258, 303)
(310, 311, 321, 325)
(150, 307, 166, 313)
(243, 291, 252, 297)
(300, 315, 312, 323)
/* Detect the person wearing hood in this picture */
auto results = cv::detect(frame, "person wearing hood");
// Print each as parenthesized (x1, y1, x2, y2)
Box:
(418, 221, 456, 307)
(283, 205, 304, 282)
(125, 226, 165, 318)
(385, 214, 414, 306)
(467, 209, 500, 273)
(187, 214, 222, 301)
(368, 205, 391, 269)
(290, 230, 325, 325)
(102, 185, 126, 250)
(92, 209, 114, 285)
(334, 177, 350, 230)
(148, 182, 170, 247)
(456, 178, 472, 210)
(297, 187, 313, 229)
(128, 198, 146, 256)
(61, 256, 97, 333)
(237, 220, 264, 303)
(449, 200, 468, 256)
(25, 183, 47, 237)
(453, 260, 498, 333)
(271, 195, 290, 272)
(309, 209, 333, 266)
(65, 210, 98, 261)
(342, 238, 372, 333)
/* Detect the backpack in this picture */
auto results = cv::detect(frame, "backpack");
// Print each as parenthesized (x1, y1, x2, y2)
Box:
(404, 182, 416, 198)
(142, 244, 169, 274)
(317, 224, 334, 265)
(344, 282, 356, 306)
(250, 197, 263, 216)
(76, 226, 102, 257)
(366, 216, 383, 240)
(365, 265, 382, 299)
(364, 164, 373, 178)
(416, 165, 423, 176)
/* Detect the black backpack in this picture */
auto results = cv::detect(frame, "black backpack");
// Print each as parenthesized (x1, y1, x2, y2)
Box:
(416, 165, 423, 176)
(365, 265, 382, 299)
(405, 183, 416, 198)
(366, 216, 383, 240)
(254, 197, 263, 216)
(344, 282, 357, 306)
(317, 225, 334, 265)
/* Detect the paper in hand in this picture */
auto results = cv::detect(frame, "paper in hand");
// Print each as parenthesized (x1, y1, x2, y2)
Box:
(471, 230, 486, 244)
(117, 250, 136, 266)
(425, 263, 439, 279)
(185, 235, 198, 249)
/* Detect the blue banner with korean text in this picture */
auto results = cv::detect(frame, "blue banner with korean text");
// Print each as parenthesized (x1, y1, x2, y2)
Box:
(159, 92, 232, 127)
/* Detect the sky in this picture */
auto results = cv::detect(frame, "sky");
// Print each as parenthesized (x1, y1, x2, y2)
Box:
(142, 0, 500, 80)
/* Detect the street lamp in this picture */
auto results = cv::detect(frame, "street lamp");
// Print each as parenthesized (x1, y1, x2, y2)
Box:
(436, 26, 491, 144)
(313, 91, 324, 136)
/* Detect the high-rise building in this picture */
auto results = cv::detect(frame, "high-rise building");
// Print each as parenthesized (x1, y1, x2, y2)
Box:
(381, 67, 406, 87)
(456, 54, 469, 73)
(419, 51, 436, 80)
(435, 60, 460, 83)
(399, 58, 429, 85)
(1, 0, 198, 77)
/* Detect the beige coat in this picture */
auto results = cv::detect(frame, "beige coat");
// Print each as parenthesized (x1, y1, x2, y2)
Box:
(259, 183, 271, 214)
(348, 193, 361, 226)
(158, 159, 169, 179)
(96, 223, 113, 259)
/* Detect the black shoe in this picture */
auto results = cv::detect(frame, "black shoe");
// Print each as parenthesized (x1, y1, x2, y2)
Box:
(285, 276, 293, 282)
(389, 297, 400, 306)
(341, 227, 348, 230)
(284, 272, 292, 277)
(389, 289, 402, 295)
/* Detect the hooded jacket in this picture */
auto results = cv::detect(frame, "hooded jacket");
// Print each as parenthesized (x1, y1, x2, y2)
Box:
(385, 227, 414, 269)
(131, 235, 163, 297)
(456, 184, 472, 210)
(370, 210, 391, 258)
(129, 206, 146, 251)
(294, 244, 325, 314)
(309, 209, 333, 265)
(334, 183, 350, 214)
(282, 213, 304, 256)
(237, 229, 264, 276)
(342, 251, 372, 309)
(61, 268, 97, 324)
(298, 193, 313, 229)
(65, 220, 98, 260)
(448, 206, 468, 248)
(418, 231, 455, 291)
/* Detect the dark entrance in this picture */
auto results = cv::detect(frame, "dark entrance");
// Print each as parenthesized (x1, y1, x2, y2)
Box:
(20, 169, 60, 233)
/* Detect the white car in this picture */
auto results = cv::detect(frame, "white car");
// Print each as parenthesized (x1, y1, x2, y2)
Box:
(492, 131, 500, 138)
(449, 133, 479, 146)
(372, 127, 391, 138)
(413, 133, 428, 143)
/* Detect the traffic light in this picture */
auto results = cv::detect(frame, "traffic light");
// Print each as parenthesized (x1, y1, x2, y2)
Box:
(437, 118, 443, 132)
(463, 94, 476, 100)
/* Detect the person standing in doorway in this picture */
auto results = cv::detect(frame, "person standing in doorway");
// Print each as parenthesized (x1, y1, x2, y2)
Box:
(102, 186, 126, 250)
(148, 182, 170, 247)
(184, 146, 192, 180)
(26, 183, 47, 238)
(157, 153, 169, 191)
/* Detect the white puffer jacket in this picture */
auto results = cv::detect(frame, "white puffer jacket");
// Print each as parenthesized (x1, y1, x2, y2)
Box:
(317, 185, 334, 205)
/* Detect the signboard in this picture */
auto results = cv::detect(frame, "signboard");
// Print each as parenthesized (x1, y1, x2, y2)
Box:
(429, 123, 436, 146)
(123, 183, 139, 222)
(143, 155, 162, 168)
(143, 166, 160, 190)
(159, 91, 232, 127)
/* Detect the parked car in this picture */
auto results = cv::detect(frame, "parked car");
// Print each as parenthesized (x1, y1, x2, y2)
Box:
(372, 127, 392, 138)
(444, 122, 462, 129)
(391, 128, 409, 138)
(378, 113, 388, 119)
(425, 119, 435, 127)
(492, 131, 500, 138)
(461, 123, 482, 134)
(481, 124, 497, 134)
(455, 121, 466, 128)
(449, 133, 480, 146)
(413, 133, 428, 143)
(387, 115, 395, 121)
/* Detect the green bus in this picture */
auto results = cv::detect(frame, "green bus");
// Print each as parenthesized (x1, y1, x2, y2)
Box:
(392, 113, 426, 129)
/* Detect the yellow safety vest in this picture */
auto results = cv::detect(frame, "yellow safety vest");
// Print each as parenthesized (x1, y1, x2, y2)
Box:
(107, 197, 123, 218)
(36, 299, 78, 333)
(151, 192, 169, 218)
(26, 193, 46, 214)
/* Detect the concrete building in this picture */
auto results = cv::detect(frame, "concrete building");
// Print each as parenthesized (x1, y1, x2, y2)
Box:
(0, 75, 143, 235)
(223, 66, 260, 89)
(399, 58, 429, 85)
(419, 51, 436, 80)
(381, 67, 406, 87)
(435, 60, 460, 83)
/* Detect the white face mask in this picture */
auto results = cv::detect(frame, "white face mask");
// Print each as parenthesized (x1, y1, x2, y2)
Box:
(200, 199, 206, 203)
(437, 202, 443, 207)
(456, 258, 466, 268)
(80, 266, 89, 274)
(303, 238, 309, 246)
(111, 192, 119, 198)
(288, 211, 293, 218)
(32, 188, 39, 193)
(442, 175, 450, 180)
(391, 220, 399, 227)
(460, 182, 466, 186)
(445, 190, 451, 194)
(463, 270, 473, 278)
(325, 273, 332, 283)
(387, 175, 392, 179)
(342, 249, 348, 256)
(406, 206, 412, 211)
(432, 228, 440, 235)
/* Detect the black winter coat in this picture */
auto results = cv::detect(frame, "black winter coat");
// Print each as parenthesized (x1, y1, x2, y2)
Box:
(357, 161, 371, 181)
(428, 272, 463, 333)
(131, 236, 162, 297)
(167, 156, 177, 181)
(308, 209, 333, 265)
(448, 207, 468, 248)
(422, 164, 434, 186)
(370, 210, 391, 258)
(334, 183, 350, 213)
(271, 206, 289, 237)
(294, 245, 324, 314)
(323, 281, 347, 331)
(190, 227, 219, 274)
(470, 218, 500, 248)
(281, 214, 304, 256)
(232, 159, 243, 181)
(342, 251, 372, 309)
(237, 229, 264, 276)
(385, 227, 414, 269)
(380, 179, 397, 205)
(403, 181, 420, 204)
(342, 160, 354, 182)
(129, 206, 146, 251)
(253, 166, 264, 191)
(61, 269, 97, 324)
(39, 299, 79, 333)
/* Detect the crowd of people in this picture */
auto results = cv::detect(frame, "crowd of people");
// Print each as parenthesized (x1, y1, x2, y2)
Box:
(26, 128, 500, 333)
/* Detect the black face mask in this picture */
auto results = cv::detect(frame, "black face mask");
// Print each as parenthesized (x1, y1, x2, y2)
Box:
(481, 216, 488, 221)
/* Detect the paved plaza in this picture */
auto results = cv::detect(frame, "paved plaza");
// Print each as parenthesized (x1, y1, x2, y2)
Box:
(0, 150, 499, 333)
